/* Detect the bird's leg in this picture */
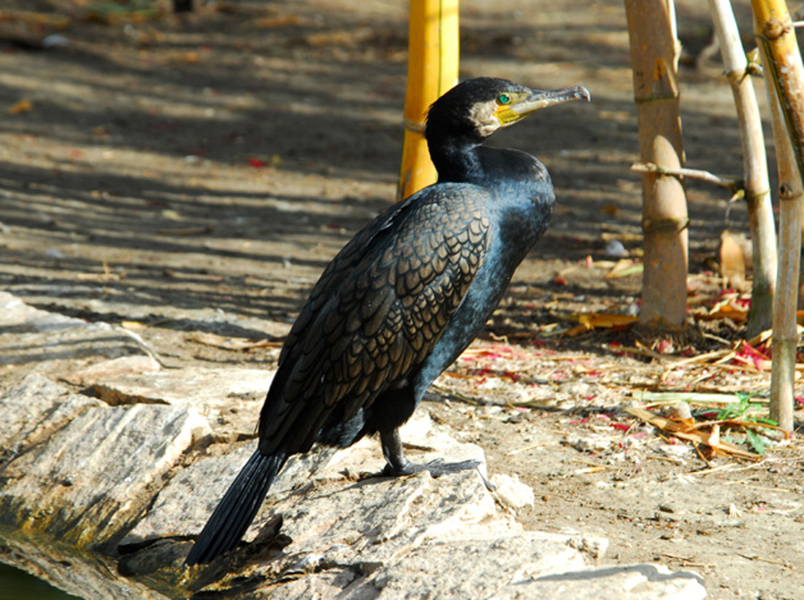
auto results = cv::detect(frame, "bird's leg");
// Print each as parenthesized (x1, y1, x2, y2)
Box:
(379, 428, 490, 486)
(380, 427, 417, 476)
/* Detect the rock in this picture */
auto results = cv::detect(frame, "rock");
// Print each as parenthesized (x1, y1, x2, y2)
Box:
(0, 373, 103, 459)
(605, 239, 628, 258)
(0, 294, 708, 599)
(491, 473, 535, 510)
(567, 532, 610, 561)
(62, 355, 163, 386)
(0, 402, 209, 547)
(566, 431, 617, 454)
(123, 412, 488, 549)
(88, 367, 275, 407)
(121, 441, 258, 548)
(264, 552, 706, 600)
(271, 531, 587, 599)
(84, 366, 275, 441)
(0, 291, 154, 390)
(0, 534, 169, 600)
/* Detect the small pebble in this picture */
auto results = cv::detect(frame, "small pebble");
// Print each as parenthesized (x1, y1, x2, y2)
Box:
(605, 239, 627, 258)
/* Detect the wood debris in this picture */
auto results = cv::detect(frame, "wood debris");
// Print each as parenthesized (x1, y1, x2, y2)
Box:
(625, 406, 764, 460)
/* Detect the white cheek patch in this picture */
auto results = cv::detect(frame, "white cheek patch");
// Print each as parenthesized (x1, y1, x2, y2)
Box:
(467, 101, 501, 137)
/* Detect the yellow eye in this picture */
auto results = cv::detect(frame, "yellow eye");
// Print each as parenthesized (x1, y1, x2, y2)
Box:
(497, 93, 511, 105)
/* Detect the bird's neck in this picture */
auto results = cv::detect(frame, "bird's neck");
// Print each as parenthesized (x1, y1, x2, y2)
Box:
(429, 139, 485, 184)
(430, 141, 547, 193)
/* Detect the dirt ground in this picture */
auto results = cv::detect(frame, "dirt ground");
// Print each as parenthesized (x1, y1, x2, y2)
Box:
(1, 1, 803, 599)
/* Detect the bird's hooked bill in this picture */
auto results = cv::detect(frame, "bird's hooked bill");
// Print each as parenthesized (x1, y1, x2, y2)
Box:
(495, 85, 590, 126)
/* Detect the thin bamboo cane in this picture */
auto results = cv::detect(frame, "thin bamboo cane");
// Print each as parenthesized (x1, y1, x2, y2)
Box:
(708, 0, 777, 338)
(751, 0, 804, 431)
(397, 0, 459, 201)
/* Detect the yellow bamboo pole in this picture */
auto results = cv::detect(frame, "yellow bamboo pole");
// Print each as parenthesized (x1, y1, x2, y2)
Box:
(397, 0, 459, 201)
(752, 0, 804, 176)
(751, 0, 804, 432)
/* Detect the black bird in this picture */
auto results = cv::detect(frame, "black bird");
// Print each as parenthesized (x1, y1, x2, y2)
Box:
(185, 77, 589, 566)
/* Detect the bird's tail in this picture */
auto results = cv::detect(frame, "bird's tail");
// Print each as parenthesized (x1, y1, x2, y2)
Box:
(185, 448, 286, 565)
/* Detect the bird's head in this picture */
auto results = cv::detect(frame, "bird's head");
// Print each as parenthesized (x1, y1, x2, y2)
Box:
(425, 77, 590, 144)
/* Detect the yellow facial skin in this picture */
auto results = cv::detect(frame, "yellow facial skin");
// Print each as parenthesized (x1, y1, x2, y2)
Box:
(494, 86, 591, 128)
(493, 92, 532, 126)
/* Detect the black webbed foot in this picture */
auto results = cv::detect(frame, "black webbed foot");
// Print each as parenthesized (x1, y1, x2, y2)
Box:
(379, 428, 494, 490)
(381, 457, 480, 477)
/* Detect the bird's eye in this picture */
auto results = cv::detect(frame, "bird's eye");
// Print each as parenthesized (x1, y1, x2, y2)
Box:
(497, 93, 511, 105)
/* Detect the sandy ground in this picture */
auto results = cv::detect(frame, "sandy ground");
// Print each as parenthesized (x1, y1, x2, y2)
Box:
(1, 1, 802, 599)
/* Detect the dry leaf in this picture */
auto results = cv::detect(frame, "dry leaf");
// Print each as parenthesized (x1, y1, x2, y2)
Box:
(7, 99, 32, 115)
(565, 313, 639, 336)
(697, 298, 749, 322)
(719, 230, 746, 290)
(625, 406, 759, 460)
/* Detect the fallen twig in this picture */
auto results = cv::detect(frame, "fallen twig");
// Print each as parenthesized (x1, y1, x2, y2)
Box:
(737, 553, 803, 572)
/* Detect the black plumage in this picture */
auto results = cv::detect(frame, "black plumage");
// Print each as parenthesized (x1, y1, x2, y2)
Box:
(185, 77, 589, 566)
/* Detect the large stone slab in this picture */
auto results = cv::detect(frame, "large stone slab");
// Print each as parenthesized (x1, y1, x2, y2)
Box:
(62, 355, 163, 387)
(0, 402, 209, 547)
(121, 441, 259, 547)
(88, 367, 275, 408)
(349, 553, 706, 599)
(85, 366, 276, 441)
(0, 373, 103, 460)
(0, 530, 171, 600)
(0, 291, 153, 390)
(122, 412, 488, 549)
(0, 294, 709, 599)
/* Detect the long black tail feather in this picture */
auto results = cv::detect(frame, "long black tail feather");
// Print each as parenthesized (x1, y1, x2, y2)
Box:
(185, 449, 286, 565)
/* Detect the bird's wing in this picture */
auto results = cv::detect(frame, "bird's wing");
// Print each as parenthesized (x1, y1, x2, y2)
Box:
(259, 184, 492, 452)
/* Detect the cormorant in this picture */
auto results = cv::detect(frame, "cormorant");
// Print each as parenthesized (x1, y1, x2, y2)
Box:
(185, 77, 590, 566)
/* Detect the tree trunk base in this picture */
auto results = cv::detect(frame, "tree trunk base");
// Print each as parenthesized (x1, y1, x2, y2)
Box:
(632, 322, 702, 349)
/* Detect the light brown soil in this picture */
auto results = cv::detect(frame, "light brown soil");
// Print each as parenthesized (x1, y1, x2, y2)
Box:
(1, 1, 802, 599)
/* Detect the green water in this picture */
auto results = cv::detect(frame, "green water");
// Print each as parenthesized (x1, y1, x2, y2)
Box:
(0, 563, 78, 600)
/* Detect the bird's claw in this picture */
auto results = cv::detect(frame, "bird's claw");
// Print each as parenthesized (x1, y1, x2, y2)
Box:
(381, 457, 495, 490)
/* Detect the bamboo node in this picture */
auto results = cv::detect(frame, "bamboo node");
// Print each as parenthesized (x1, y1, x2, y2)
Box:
(745, 49, 764, 79)
(778, 183, 800, 200)
(402, 117, 427, 134)
(634, 92, 679, 104)
(762, 17, 792, 40)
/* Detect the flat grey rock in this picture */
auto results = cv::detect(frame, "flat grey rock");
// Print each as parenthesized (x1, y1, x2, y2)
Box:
(0, 402, 209, 546)
(0, 291, 153, 390)
(0, 373, 103, 458)
(0, 294, 708, 599)
(85, 366, 275, 441)
(87, 367, 275, 407)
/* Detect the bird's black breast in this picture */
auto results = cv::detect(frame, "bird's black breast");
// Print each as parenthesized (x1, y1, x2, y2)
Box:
(257, 183, 494, 455)
(413, 159, 554, 391)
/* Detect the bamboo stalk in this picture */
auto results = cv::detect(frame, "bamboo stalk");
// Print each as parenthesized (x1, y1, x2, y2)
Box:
(624, 0, 689, 329)
(751, 0, 804, 432)
(752, 0, 804, 175)
(708, 0, 777, 338)
(397, 0, 459, 201)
